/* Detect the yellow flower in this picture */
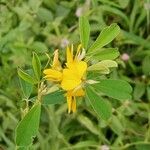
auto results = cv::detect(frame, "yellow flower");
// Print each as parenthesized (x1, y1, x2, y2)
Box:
(43, 45, 87, 113)
(61, 44, 87, 113)
(61, 45, 87, 91)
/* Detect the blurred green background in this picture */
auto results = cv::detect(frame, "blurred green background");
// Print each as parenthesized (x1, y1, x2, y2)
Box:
(0, 0, 150, 149)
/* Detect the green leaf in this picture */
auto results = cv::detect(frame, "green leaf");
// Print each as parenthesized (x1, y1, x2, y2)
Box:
(32, 52, 41, 81)
(16, 147, 28, 150)
(28, 0, 42, 12)
(133, 82, 145, 100)
(18, 68, 37, 84)
(16, 103, 41, 146)
(92, 48, 120, 60)
(19, 78, 33, 99)
(92, 79, 132, 100)
(77, 114, 99, 135)
(118, 0, 129, 8)
(79, 16, 90, 49)
(121, 30, 150, 48)
(88, 60, 118, 71)
(37, 7, 53, 22)
(109, 115, 125, 135)
(43, 0, 56, 11)
(136, 144, 150, 150)
(142, 56, 150, 76)
(31, 41, 48, 53)
(42, 90, 65, 105)
(86, 86, 112, 120)
(89, 23, 120, 51)
(147, 86, 150, 101)
(100, 5, 129, 25)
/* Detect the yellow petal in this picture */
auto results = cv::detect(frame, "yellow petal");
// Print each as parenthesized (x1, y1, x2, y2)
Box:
(43, 69, 62, 81)
(61, 69, 81, 90)
(71, 97, 76, 113)
(66, 46, 73, 67)
(74, 44, 82, 60)
(66, 88, 85, 97)
(77, 44, 82, 54)
(61, 78, 81, 90)
(62, 68, 78, 79)
(52, 49, 61, 70)
(66, 61, 87, 77)
(74, 61, 87, 78)
(73, 88, 85, 96)
(66, 95, 72, 113)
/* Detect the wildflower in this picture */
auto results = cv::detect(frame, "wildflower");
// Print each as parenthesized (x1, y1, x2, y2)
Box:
(61, 45, 87, 113)
(75, 7, 84, 17)
(43, 45, 87, 113)
(121, 53, 130, 61)
(61, 45, 87, 90)
(61, 38, 70, 48)
(44, 44, 118, 113)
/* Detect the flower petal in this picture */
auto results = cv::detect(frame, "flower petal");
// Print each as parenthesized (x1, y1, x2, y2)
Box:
(52, 50, 62, 70)
(74, 44, 82, 60)
(66, 46, 73, 67)
(73, 88, 85, 96)
(66, 88, 85, 97)
(61, 69, 81, 90)
(71, 97, 76, 113)
(66, 95, 72, 113)
(74, 61, 87, 77)
(61, 79, 81, 90)
(43, 69, 62, 81)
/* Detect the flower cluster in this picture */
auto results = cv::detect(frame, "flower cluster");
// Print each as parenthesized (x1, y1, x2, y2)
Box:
(43, 44, 87, 113)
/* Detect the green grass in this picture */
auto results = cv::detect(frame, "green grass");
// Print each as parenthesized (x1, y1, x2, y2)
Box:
(0, 0, 150, 149)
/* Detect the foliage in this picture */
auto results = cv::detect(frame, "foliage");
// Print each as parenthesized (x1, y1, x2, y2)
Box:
(0, 0, 150, 150)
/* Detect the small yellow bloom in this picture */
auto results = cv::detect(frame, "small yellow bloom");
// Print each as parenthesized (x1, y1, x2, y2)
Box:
(61, 45, 87, 113)
(61, 45, 87, 91)
(43, 45, 87, 113)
